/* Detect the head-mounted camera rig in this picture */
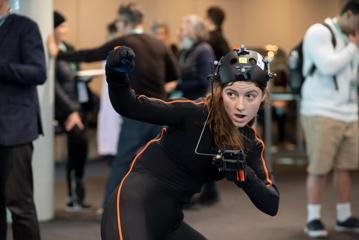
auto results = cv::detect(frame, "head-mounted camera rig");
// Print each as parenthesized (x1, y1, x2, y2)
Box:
(210, 45, 274, 86)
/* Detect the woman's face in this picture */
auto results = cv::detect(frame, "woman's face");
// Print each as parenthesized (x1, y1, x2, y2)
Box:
(222, 81, 266, 127)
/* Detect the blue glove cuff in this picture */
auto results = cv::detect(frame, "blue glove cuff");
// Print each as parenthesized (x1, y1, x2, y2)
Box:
(106, 57, 134, 73)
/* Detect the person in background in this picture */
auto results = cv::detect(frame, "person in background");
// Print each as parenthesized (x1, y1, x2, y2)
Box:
(177, 15, 214, 100)
(152, 21, 179, 57)
(52, 11, 91, 212)
(205, 6, 231, 61)
(0, 0, 46, 239)
(301, 0, 359, 237)
(151, 21, 179, 95)
(48, 2, 179, 210)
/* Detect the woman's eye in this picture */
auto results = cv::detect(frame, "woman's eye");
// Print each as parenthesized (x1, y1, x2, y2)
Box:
(226, 92, 235, 98)
(246, 94, 257, 100)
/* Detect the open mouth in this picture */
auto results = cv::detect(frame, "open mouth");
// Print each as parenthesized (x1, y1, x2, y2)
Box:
(234, 114, 247, 120)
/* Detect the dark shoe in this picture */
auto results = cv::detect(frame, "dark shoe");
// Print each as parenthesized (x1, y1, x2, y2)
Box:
(304, 219, 328, 238)
(335, 217, 359, 233)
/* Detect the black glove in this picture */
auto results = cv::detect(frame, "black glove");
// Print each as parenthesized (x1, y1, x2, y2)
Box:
(106, 46, 136, 73)
(224, 165, 246, 182)
(234, 165, 256, 188)
(217, 150, 246, 182)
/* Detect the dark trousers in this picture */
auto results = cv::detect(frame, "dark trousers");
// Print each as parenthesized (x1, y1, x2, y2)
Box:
(101, 172, 206, 240)
(103, 117, 161, 208)
(0, 143, 41, 240)
(66, 126, 88, 202)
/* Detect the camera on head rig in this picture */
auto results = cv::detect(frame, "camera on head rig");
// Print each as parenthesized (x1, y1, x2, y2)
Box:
(213, 150, 246, 182)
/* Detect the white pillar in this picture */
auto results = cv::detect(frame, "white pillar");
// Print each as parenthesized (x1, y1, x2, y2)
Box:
(18, 0, 55, 221)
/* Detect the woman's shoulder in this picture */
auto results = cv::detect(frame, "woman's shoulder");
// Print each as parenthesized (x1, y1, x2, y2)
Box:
(168, 98, 208, 120)
(240, 125, 264, 150)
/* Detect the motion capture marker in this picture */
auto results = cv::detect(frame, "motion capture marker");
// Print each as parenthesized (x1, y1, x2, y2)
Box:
(239, 57, 248, 64)
(255, 52, 265, 70)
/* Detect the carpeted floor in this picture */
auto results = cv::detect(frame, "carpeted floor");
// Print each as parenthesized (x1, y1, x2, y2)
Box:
(6, 160, 359, 240)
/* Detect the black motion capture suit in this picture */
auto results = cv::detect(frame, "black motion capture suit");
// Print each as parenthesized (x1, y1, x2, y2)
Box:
(101, 47, 279, 240)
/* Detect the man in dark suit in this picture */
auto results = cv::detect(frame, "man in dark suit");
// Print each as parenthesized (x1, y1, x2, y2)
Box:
(0, 0, 47, 239)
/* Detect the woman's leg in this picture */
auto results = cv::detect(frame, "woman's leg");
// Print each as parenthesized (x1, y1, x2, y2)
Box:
(102, 172, 184, 240)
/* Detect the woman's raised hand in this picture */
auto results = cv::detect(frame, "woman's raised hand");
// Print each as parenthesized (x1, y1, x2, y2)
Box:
(106, 46, 136, 73)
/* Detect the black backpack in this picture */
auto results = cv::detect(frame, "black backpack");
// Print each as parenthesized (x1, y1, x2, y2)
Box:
(287, 23, 337, 95)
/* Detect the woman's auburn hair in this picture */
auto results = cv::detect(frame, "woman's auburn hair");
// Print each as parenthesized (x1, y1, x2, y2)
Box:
(204, 81, 267, 151)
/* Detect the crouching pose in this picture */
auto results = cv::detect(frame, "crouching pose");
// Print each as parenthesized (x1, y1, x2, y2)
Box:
(101, 46, 279, 240)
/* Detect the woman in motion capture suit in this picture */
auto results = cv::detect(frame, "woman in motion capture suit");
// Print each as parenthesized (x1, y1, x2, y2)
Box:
(101, 45, 280, 240)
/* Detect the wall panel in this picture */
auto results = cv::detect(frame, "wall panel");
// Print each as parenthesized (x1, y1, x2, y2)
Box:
(54, 0, 342, 54)
(54, 0, 343, 94)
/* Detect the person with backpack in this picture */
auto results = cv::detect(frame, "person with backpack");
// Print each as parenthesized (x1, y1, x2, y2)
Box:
(288, 24, 337, 95)
(301, 1, 359, 238)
